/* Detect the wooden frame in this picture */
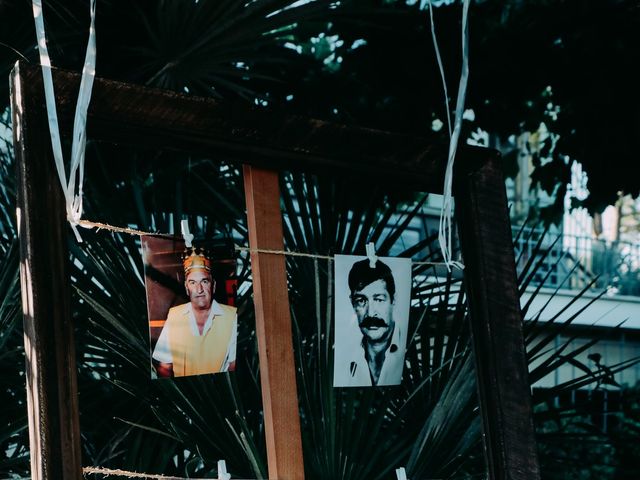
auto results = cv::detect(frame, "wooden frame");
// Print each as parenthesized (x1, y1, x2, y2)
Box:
(10, 61, 540, 480)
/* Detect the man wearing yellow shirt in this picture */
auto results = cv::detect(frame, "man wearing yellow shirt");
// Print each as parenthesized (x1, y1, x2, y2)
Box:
(152, 248, 237, 378)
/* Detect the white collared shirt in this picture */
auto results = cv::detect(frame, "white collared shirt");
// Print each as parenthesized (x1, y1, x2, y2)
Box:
(152, 300, 237, 371)
(334, 317, 406, 387)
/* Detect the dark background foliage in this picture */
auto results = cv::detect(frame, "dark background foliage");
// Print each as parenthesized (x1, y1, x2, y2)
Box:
(1, 0, 639, 478)
(2, 0, 639, 214)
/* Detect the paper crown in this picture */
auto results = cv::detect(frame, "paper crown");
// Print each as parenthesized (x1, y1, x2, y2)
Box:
(181, 247, 211, 274)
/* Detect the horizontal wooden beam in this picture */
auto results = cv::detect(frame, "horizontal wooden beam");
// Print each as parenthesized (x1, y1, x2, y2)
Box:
(14, 61, 449, 190)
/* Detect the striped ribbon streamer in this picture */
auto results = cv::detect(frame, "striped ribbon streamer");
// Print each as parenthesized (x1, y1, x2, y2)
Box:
(32, 0, 97, 242)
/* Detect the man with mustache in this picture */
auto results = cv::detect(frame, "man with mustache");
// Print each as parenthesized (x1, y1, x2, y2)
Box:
(335, 258, 405, 386)
(152, 247, 237, 378)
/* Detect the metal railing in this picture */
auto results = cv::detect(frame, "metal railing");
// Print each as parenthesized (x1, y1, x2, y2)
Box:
(512, 226, 640, 296)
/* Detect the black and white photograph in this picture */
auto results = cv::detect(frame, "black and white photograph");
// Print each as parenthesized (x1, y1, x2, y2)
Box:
(333, 254, 411, 387)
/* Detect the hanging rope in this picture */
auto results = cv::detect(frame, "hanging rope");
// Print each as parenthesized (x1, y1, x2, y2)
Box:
(427, 0, 470, 271)
(83, 466, 202, 479)
(83, 460, 233, 479)
(32, 0, 97, 242)
(74, 219, 454, 268)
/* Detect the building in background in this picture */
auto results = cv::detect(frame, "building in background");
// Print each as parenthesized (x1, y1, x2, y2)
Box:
(503, 133, 640, 431)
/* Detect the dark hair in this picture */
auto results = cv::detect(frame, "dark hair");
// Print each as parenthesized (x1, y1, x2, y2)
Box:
(348, 259, 395, 302)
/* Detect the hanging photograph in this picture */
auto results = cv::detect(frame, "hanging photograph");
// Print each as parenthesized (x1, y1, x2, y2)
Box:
(333, 254, 412, 387)
(142, 235, 238, 379)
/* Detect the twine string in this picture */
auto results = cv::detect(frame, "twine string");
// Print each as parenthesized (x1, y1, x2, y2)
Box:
(76, 219, 462, 269)
(82, 465, 240, 479)
(82, 465, 478, 480)
(83, 466, 199, 479)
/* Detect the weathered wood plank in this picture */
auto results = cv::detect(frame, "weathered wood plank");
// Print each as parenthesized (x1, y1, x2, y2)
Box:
(14, 62, 447, 190)
(454, 150, 541, 480)
(243, 165, 305, 480)
(11, 63, 83, 479)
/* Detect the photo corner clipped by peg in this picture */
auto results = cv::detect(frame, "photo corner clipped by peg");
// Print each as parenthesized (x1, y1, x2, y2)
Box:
(366, 242, 377, 268)
(217, 459, 231, 480)
(395, 466, 408, 480)
(181, 219, 194, 248)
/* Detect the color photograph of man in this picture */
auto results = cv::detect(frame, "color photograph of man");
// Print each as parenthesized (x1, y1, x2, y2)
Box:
(333, 254, 411, 387)
(142, 236, 237, 379)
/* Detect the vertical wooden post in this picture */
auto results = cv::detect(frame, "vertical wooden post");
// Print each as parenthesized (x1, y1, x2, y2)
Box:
(11, 65, 83, 479)
(243, 165, 305, 480)
(455, 151, 541, 480)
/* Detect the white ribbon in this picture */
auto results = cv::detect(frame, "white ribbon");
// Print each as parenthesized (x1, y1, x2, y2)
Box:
(428, 0, 470, 271)
(32, 0, 97, 242)
(426, 0, 452, 138)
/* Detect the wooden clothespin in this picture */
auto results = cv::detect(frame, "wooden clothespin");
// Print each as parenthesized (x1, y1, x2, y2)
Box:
(217, 459, 231, 480)
(181, 219, 194, 248)
(395, 466, 408, 480)
(366, 242, 378, 268)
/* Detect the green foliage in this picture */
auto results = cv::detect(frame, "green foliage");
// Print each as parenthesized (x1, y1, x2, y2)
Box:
(0, 0, 639, 475)
(3, 0, 640, 212)
(608, 385, 640, 479)
(280, 176, 483, 479)
(1, 134, 638, 478)
(68, 151, 487, 479)
(515, 222, 640, 479)
(0, 110, 28, 479)
(534, 385, 640, 480)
